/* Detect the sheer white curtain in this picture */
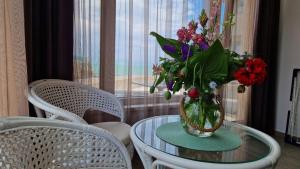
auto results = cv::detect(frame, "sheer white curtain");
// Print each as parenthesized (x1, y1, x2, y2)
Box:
(73, 0, 101, 88)
(115, 0, 259, 124)
(115, 0, 210, 123)
(0, 0, 28, 116)
(73, 0, 259, 124)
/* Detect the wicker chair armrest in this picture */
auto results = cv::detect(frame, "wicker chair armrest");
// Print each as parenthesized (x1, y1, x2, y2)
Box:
(0, 117, 132, 169)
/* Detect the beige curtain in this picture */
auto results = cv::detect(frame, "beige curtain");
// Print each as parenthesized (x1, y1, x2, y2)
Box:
(231, 0, 258, 53)
(223, 0, 259, 123)
(0, 0, 28, 117)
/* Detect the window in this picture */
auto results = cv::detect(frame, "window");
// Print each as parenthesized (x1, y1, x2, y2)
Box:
(73, 0, 258, 122)
(115, 0, 210, 98)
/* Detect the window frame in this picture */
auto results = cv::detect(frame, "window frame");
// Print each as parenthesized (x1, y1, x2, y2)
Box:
(99, 0, 116, 93)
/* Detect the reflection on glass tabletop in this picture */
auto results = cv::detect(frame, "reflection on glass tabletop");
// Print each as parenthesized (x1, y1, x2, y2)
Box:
(134, 115, 270, 164)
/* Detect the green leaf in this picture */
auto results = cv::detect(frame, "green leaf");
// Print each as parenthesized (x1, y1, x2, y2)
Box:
(161, 60, 173, 72)
(170, 64, 180, 73)
(164, 91, 172, 100)
(227, 51, 243, 82)
(173, 80, 182, 93)
(150, 32, 181, 60)
(154, 73, 165, 87)
(189, 49, 204, 64)
(159, 57, 167, 62)
(190, 39, 229, 84)
(203, 40, 228, 80)
(149, 86, 155, 93)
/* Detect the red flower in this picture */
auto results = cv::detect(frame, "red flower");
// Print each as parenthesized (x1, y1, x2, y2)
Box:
(245, 58, 266, 73)
(234, 68, 253, 86)
(234, 58, 267, 86)
(188, 87, 200, 99)
(253, 58, 267, 73)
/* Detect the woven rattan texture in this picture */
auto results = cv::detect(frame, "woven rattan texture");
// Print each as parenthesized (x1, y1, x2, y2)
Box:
(0, 126, 128, 169)
(32, 80, 123, 120)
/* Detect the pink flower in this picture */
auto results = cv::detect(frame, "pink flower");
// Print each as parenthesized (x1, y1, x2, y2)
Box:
(152, 64, 164, 75)
(192, 34, 209, 50)
(192, 34, 204, 44)
(177, 27, 192, 43)
(188, 20, 198, 34)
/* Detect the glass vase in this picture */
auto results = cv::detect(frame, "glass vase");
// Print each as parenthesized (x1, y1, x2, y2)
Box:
(179, 96, 224, 137)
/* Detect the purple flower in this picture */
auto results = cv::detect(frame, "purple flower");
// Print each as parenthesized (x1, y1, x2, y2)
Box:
(166, 80, 174, 91)
(163, 44, 177, 54)
(181, 44, 193, 61)
(199, 41, 209, 51)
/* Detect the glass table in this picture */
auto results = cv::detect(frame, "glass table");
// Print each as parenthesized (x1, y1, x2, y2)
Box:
(130, 115, 281, 169)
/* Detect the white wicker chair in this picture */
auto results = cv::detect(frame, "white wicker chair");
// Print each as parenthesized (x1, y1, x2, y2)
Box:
(27, 79, 134, 158)
(0, 116, 132, 169)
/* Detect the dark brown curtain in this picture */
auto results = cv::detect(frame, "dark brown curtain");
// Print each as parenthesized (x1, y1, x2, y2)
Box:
(24, 0, 74, 116)
(250, 0, 280, 135)
(24, 0, 74, 83)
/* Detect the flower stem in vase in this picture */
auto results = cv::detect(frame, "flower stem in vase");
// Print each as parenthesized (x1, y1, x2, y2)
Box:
(199, 99, 206, 130)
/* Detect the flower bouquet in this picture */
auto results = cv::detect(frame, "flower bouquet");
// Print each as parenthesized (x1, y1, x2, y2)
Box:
(149, 9, 267, 137)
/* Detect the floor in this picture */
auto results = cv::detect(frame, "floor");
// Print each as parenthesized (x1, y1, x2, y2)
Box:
(132, 133, 300, 169)
(132, 153, 144, 169)
(275, 133, 300, 169)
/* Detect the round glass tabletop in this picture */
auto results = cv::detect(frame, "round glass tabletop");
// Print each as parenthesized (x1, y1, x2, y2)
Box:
(134, 115, 271, 164)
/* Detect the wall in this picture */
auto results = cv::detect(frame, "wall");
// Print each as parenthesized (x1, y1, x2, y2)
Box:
(276, 0, 300, 132)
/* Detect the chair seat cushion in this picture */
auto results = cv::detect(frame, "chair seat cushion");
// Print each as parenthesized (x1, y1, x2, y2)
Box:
(92, 122, 131, 146)
(83, 109, 120, 124)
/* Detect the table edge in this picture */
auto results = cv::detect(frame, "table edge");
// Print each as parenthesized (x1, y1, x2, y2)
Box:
(130, 115, 281, 169)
